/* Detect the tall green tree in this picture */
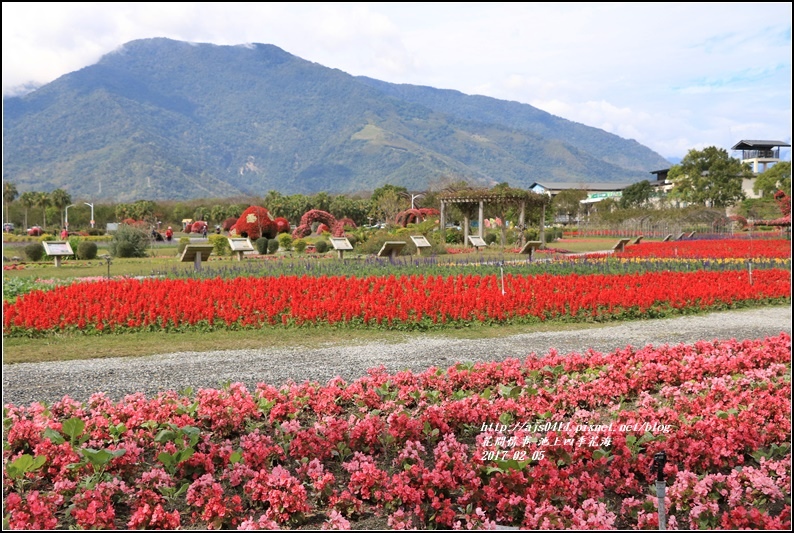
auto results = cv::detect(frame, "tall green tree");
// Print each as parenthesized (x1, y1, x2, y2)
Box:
(374, 190, 408, 225)
(753, 161, 791, 197)
(371, 184, 409, 204)
(668, 146, 752, 208)
(33, 192, 51, 228)
(19, 191, 36, 229)
(619, 180, 654, 209)
(3, 182, 18, 224)
(552, 188, 587, 221)
(50, 188, 72, 228)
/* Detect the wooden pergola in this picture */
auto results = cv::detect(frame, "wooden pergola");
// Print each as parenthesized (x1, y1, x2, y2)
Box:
(438, 188, 551, 247)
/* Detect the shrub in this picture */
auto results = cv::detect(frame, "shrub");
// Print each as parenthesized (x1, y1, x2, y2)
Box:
(208, 234, 231, 256)
(77, 241, 98, 260)
(524, 228, 539, 242)
(267, 238, 280, 255)
(314, 240, 330, 253)
(445, 229, 463, 244)
(484, 233, 498, 245)
(24, 242, 45, 262)
(293, 238, 308, 253)
(109, 224, 150, 258)
(359, 232, 414, 256)
(255, 237, 269, 254)
(177, 237, 191, 255)
(277, 233, 293, 251)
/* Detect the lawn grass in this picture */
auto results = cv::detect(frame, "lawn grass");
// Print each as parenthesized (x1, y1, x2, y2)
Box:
(2, 320, 616, 364)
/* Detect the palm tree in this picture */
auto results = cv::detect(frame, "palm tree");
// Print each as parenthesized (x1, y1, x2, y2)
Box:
(50, 188, 72, 228)
(3, 182, 18, 224)
(33, 191, 51, 228)
(19, 191, 36, 229)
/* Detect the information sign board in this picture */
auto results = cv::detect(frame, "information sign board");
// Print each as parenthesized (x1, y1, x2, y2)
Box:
(180, 244, 214, 271)
(43, 241, 74, 267)
(410, 235, 432, 255)
(330, 237, 354, 250)
(518, 240, 542, 260)
(613, 238, 631, 253)
(228, 238, 254, 252)
(377, 241, 406, 259)
(228, 238, 254, 261)
(43, 241, 74, 256)
(330, 237, 354, 258)
(468, 236, 487, 248)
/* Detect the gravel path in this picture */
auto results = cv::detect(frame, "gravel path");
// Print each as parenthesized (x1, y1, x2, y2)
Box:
(3, 306, 791, 407)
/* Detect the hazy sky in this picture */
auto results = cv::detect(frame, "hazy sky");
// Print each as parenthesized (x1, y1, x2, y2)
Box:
(2, 2, 791, 161)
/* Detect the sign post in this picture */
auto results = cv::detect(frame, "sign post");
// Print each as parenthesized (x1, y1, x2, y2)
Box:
(42, 241, 74, 267)
(518, 240, 543, 261)
(227, 238, 254, 261)
(377, 241, 406, 260)
(410, 235, 432, 255)
(330, 237, 354, 259)
(467, 235, 487, 251)
(180, 244, 214, 271)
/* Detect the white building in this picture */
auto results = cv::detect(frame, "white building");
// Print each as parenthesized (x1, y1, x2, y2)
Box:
(731, 140, 791, 199)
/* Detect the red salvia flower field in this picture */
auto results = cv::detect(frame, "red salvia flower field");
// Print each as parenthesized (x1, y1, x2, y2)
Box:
(3, 270, 789, 335)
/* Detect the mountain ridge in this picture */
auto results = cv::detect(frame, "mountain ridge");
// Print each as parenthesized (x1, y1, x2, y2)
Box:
(3, 37, 671, 202)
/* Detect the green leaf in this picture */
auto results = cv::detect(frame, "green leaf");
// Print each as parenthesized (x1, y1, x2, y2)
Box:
(62, 417, 85, 441)
(6, 454, 46, 478)
(43, 427, 65, 444)
(157, 451, 176, 468)
(593, 449, 611, 460)
(80, 447, 126, 469)
(154, 429, 178, 444)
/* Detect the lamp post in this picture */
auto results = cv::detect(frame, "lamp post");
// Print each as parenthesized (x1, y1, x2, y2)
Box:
(65, 204, 75, 230)
(84, 202, 95, 228)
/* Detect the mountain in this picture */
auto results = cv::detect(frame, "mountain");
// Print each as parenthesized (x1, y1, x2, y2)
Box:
(3, 38, 671, 202)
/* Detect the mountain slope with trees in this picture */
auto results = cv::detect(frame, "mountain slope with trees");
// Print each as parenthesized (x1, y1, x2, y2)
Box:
(4, 38, 670, 202)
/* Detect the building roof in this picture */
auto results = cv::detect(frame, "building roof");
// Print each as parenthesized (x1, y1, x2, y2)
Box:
(529, 181, 636, 193)
(731, 140, 791, 150)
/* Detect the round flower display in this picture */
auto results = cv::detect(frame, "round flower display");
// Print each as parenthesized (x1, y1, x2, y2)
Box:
(234, 206, 277, 240)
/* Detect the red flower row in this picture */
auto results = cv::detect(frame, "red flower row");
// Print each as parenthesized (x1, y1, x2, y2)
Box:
(607, 238, 791, 259)
(3, 270, 790, 334)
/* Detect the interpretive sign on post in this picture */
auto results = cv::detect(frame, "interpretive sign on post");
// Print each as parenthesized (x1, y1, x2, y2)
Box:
(518, 240, 543, 261)
(330, 237, 354, 259)
(663, 234, 673, 242)
(377, 241, 406, 260)
(687, 231, 696, 238)
(228, 238, 254, 261)
(613, 238, 631, 253)
(410, 235, 432, 255)
(633, 236, 643, 245)
(468, 236, 487, 249)
(180, 244, 214, 271)
(676, 232, 686, 241)
(42, 241, 74, 267)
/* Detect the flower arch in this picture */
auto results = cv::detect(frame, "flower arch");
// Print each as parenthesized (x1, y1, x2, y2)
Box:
(395, 208, 440, 227)
(292, 210, 337, 239)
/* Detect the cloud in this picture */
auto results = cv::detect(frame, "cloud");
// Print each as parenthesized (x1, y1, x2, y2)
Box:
(2, 2, 790, 160)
